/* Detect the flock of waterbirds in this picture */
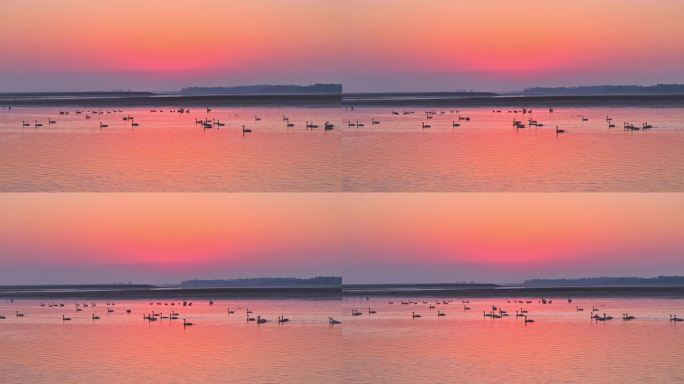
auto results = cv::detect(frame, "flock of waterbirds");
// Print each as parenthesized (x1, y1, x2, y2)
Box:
(7, 105, 659, 135)
(348, 296, 684, 325)
(12, 106, 338, 136)
(2, 297, 683, 326)
(0, 299, 304, 327)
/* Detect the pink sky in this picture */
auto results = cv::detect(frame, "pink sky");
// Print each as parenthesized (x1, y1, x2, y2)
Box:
(0, 0, 682, 91)
(0, 193, 682, 284)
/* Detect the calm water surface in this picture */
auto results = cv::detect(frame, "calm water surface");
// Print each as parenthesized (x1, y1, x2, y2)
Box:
(1, 297, 683, 383)
(341, 296, 684, 383)
(0, 106, 682, 191)
(0, 298, 343, 383)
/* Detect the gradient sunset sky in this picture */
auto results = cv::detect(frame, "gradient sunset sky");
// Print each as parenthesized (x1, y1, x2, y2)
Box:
(1, 0, 682, 91)
(1, 193, 682, 284)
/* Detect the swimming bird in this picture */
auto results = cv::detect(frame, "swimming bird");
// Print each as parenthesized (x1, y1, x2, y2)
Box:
(412, 312, 421, 318)
(422, 122, 431, 129)
(34, 120, 43, 127)
(624, 122, 639, 131)
(669, 315, 683, 322)
(328, 317, 341, 325)
(92, 314, 100, 320)
(99, 122, 108, 128)
(622, 313, 635, 321)
(595, 313, 613, 321)
(256, 315, 267, 324)
(21, 121, 31, 127)
(352, 309, 362, 316)
(278, 315, 290, 323)
(62, 315, 71, 321)
(183, 319, 194, 327)
(242, 125, 252, 134)
(524, 316, 534, 324)
(452, 121, 460, 127)
(437, 310, 445, 317)
(556, 126, 566, 135)
(15, 311, 24, 317)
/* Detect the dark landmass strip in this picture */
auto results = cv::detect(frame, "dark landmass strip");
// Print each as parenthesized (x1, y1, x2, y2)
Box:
(342, 285, 684, 299)
(524, 276, 684, 288)
(0, 91, 155, 99)
(2, 283, 683, 300)
(180, 84, 342, 96)
(522, 84, 684, 96)
(0, 284, 155, 290)
(4, 92, 684, 108)
(343, 94, 684, 107)
(344, 91, 498, 98)
(343, 283, 499, 290)
(180, 276, 342, 288)
(0, 286, 340, 300)
(2, 93, 341, 107)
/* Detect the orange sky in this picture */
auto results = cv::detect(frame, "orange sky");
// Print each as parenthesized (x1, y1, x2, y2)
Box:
(0, 0, 682, 91)
(0, 193, 682, 284)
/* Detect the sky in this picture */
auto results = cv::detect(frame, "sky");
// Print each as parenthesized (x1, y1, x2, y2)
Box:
(0, 0, 683, 92)
(0, 193, 682, 284)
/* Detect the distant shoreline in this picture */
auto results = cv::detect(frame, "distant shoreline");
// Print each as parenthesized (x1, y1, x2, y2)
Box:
(0, 93, 341, 107)
(2, 92, 684, 108)
(2, 284, 683, 300)
(0, 286, 340, 300)
(343, 285, 684, 299)
(343, 94, 684, 108)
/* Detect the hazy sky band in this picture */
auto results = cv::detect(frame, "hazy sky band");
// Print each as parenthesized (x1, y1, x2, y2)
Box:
(0, 0, 682, 92)
(0, 193, 682, 284)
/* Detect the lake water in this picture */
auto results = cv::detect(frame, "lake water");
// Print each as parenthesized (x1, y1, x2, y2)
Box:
(2, 296, 683, 383)
(0, 298, 343, 383)
(1, 106, 682, 191)
(342, 296, 684, 383)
